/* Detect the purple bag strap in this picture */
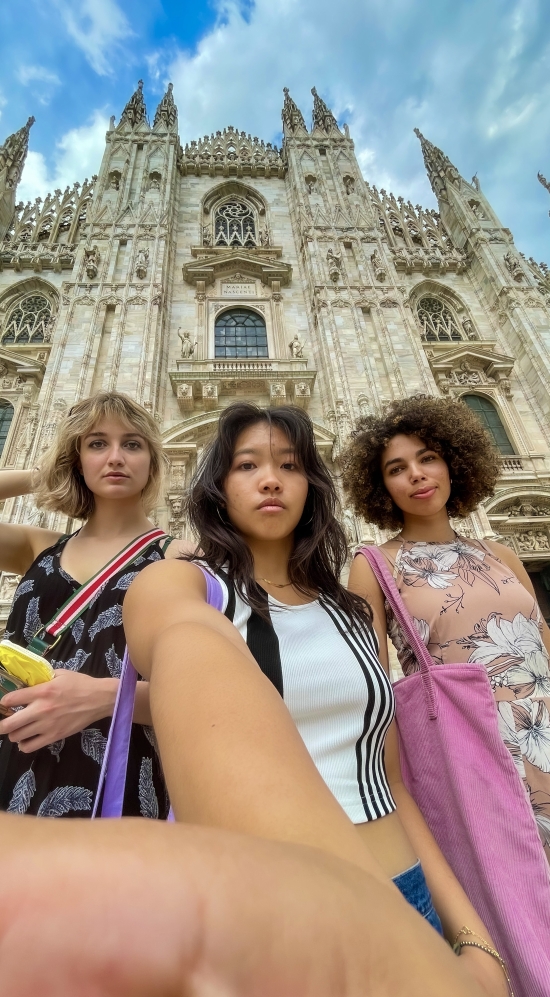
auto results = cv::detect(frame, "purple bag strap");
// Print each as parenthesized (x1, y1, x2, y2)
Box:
(358, 546, 437, 718)
(92, 564, 224, 819)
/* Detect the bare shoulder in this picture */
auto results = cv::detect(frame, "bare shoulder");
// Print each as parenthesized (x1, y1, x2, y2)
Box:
(27, 526, 64, 558)
(348, 550, 383, 605)
(126, 557, 207, 607)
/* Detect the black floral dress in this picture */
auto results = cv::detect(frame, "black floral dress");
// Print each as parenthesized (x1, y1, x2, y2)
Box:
(0, 534, 169, 818)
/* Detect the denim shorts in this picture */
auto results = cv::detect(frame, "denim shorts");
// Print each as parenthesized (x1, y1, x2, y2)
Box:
(392, 860, 444, 935)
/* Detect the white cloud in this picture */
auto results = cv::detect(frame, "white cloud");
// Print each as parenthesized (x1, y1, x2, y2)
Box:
(53, 0, 133, 76)
(17, 110, 109, 203)
(163, 0, 550, 260)
(17, 66, 61, 87)
(16, 65, 61, 106)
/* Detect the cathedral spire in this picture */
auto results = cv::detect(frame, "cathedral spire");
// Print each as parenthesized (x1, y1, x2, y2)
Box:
(0, 116, 35, 189)
(120, 80, 147, 128)
(311, 87, 338, 133)
(154, 83, 178, 129)
(414, 127, 462, 198)
(281, 87, 306, 133)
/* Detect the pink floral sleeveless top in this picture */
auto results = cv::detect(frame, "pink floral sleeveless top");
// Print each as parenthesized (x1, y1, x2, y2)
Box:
(384, 534, 550, 861)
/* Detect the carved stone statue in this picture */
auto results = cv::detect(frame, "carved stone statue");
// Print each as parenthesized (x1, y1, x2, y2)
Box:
(342, 508, 358, 545)
(289, 335, 305, 359)
(462, 318, 478, 340)
(504, 252, 524, 283)
(327, 248, 342, 283)
(343, 175, 355, 195)
(135, 247, 149, 280)
(259, 228, 270, 247)
(305, 175, 317, 194)
(370, 249, 387, 282)
(108, 171, 121, 190)
(148, 172, 161, 190)
(178, 330, 197, 359)
(202, 226, 212, 246)
(84, 245, 100, 280)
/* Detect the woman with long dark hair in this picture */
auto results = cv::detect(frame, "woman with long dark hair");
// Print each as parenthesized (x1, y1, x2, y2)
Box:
(124, 401, 509, 997)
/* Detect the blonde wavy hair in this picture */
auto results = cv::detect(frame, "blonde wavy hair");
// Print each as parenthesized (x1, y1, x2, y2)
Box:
(35, 392, 166, 520)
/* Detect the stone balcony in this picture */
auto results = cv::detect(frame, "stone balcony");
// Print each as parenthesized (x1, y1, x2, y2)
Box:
(169, 358, 316, 413)
(498, 454, 550, 480)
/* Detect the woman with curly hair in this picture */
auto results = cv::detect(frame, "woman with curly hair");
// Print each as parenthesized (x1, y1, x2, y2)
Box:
(343, 394, 550, 855)
(343, 393, 550, 996)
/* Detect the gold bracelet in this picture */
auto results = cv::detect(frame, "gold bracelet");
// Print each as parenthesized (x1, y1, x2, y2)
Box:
(453, 929, 514, 997)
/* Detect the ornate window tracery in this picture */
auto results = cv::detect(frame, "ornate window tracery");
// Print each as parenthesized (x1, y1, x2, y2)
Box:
(214, 199, 257, 248)
(214, 308, 268, 358)
(0, 401, 14, 456)
(416, 296, 462, 342)
(462, 394, 515, 454)
(2, 294, 52, 345)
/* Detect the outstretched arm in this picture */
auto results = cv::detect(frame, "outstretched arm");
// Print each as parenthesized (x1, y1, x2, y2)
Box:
(0, 813, 485, 997)
(349, 553, 509, 997)
(124, 559, 391, 883)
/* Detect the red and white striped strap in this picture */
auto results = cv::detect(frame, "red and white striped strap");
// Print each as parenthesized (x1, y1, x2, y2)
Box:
(46, 528, 166, 638)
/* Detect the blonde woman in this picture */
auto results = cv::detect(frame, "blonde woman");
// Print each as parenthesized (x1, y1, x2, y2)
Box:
(0, 391, 182, 818)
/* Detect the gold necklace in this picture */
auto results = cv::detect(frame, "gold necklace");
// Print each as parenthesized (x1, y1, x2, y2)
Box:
(257, 576, 293, 589)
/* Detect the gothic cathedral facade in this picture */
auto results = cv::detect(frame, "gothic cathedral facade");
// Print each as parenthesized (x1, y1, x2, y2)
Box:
(0, 82, 550, 619)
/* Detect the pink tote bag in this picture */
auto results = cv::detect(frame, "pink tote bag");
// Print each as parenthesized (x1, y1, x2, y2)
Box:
(360, 546, 550, 997)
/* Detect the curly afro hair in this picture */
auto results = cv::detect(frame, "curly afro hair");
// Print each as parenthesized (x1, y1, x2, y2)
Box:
(341, 395, 501, 531)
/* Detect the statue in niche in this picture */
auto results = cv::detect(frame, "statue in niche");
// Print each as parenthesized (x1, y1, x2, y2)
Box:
(343, 175, 355, 195)
(202, 226, 212, 246)
(259, 228, 270, 247)
(108, 171, 121, 190)
(462, 318, 478, 340)
(84, 245, 100, 279)
(504, 252, 524, 283)
(327, 248, 342, 283)
(342, 508, 358, 545)
(148, 172, 161, 190)
(304, 175, 317, 194)
(135, 247, 149, 279)
(178, 329, 197, 359)
(289, 334, 305, 358)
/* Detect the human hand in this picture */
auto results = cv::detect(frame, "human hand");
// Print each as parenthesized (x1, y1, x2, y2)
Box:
(0, 671, 117, 752)
(0, 816, 485, 997)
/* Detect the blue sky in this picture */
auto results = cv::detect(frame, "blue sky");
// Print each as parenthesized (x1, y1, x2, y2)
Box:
(0, 0, 549, 260)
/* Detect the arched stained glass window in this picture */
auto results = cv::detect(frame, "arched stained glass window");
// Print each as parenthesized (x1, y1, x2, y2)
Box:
(214, 199, 256, 247)
(462, 394, 515, 454)
(2, 294, 52, 345)
(215, 308, 268, 358)
(0, 401, 14, 456)
(417, 296, 462, 342)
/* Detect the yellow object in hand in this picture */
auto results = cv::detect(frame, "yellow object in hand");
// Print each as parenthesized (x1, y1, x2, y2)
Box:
(0, 640, 54, 686)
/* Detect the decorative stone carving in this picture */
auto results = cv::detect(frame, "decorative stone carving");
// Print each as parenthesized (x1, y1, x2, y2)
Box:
(462, 318, 478, 340)
(379, 297, 400, 308)
(289, 335, 305, 358)
(148, 172, 161, 191)
(40, 397, 67, 451)
(504, 252, 525, 283)
(120, 80, 147, 128)
(328, 399, 351, 461)
(357, 394, 370, 418)
(455, 360, 482, 385)
(0, 572, 20, 603)
(293, 382, 310, 408)
(414, 128, 462, 198)
(153, 83, 178, 129)
(311, 88, 338, 133)
(343, 175, 355, 195)
(417, 296, 462, 342)
(0, 116, 34, 190)
(135, 247, 149, 280)
(504, 501, 550, 518)
(371, 249, 387, 282)
(84, 245, 100, 279)
(342, 508, 358, 546)
(327, 248, 342, 283)
(468, 200, 487, 220)
(178, 330, 196, 359)
(202, 382, 218, 410)
(304, 174, 317, 194)
(202, 225, 212, 246)
(282, 88, 307, 133)
(176, 383, 194, 411)
(270, 382, 286, 405)
(178, 126, 285, 178)
(108, 170, 121, 190)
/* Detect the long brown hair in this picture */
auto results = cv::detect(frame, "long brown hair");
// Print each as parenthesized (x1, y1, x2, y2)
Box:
(185, 402, 372, 626)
